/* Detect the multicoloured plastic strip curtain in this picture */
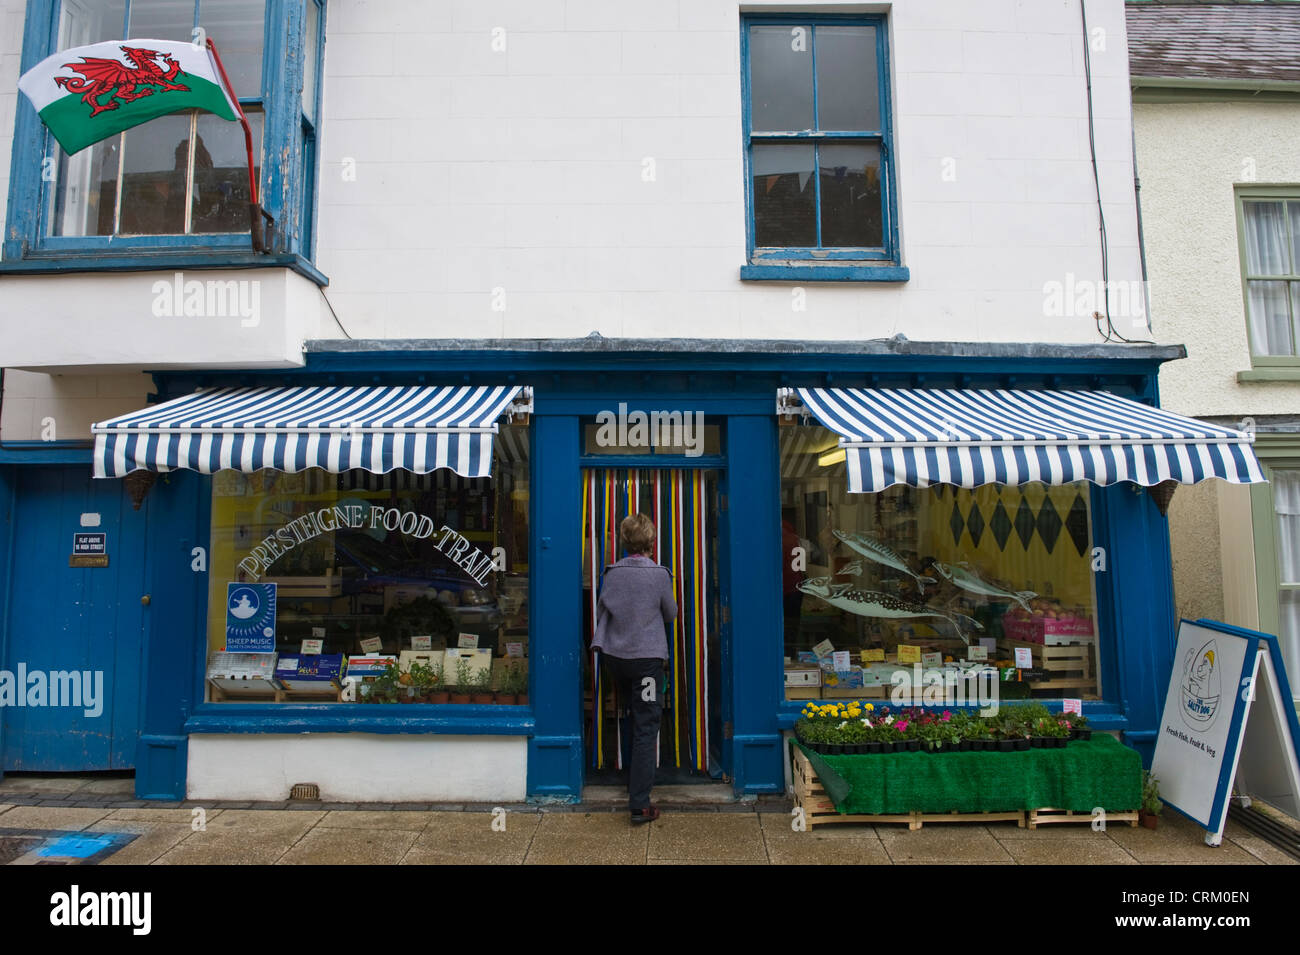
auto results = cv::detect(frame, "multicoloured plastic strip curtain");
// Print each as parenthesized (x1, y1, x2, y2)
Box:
(584, 468, 709, 772)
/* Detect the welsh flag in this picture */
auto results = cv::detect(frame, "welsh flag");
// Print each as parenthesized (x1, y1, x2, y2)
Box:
(17, 39, 240, 155)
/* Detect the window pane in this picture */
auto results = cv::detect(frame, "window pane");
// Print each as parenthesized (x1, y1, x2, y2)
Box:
(199, 0, 267, 98)
(1244, 201, 1289, 275)
(749, 25, 814, 130)
(59, 0, 126, 46)
(752, 143, 816, 247)
(1281, 591, 1300, 703)
(128, 0, 195, 43)
(1247, 280, 1294, 355)
(1291, 201, 1300, 275)
(117, 112, 192, 234)
(818, 142, 882, 247)
(205, 427, 531, 705)
(50, 138, 121, 236)
(1275, 470, 1300, 583)
(303, 0, 321, 119)
(191, 109, 263, 233)
(816, 26, 879, 131)
(779, 423, 1102, 703)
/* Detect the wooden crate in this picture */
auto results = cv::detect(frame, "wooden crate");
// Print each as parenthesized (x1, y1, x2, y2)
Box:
(1028, 807, 1138, 829)
(791, 746, 1025, 830)
(999, 642, 1098, 694)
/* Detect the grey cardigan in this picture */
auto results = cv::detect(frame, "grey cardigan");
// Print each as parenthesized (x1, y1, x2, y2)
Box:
(592, 555, 678, 660)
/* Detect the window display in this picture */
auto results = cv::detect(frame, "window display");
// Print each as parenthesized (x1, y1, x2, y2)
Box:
(203, 424, 529, 705)
(780, 423, 1100, 703)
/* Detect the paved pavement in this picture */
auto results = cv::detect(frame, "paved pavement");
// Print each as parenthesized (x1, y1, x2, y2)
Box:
(0, 775, 1294, 865)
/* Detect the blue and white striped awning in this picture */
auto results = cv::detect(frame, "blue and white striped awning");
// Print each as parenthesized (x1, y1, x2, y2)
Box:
(784, 387, 1265, 493)
(92, 385, 528, 479)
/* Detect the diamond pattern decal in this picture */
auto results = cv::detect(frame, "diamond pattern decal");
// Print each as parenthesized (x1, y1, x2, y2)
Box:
(1014, 496, 1036, 550)
(1036, 496, 1063, 554)
(966, 501, 985, 547)
(991, 499, 1013, 551)
(949, 502, 965, 544)
(1066, 493, 1090, 557)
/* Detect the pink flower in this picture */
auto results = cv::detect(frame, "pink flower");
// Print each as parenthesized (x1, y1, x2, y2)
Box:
(896, 720, 909, 732)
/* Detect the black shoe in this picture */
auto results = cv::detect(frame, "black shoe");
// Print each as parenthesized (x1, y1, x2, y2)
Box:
(630, 805, 660, 824)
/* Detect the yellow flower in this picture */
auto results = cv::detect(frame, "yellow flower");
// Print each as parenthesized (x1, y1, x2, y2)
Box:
(865, 704, 874, 711)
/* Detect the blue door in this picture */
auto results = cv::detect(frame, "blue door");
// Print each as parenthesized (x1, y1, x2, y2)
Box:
(1, 466, 149, 771)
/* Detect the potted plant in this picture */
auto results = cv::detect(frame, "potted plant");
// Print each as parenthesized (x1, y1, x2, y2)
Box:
(496, 660, 525, 705)
(1140, 771, 1162, 829)
(449, 657, 473, 704)
(1065, 712, 1091, 741)
(365, 661, 403, 704)
(839, 718, 869, 754)
(967, 718, 992, 752)
(470, 665, 495, 704)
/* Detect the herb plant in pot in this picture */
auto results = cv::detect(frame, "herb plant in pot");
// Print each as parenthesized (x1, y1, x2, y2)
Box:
(471, 666, 495, 704)
(450, 657, 473, 704)
(424, 661, 449, 704)
(496, 660, 524, 705)
(1140, 771, 1162, 829)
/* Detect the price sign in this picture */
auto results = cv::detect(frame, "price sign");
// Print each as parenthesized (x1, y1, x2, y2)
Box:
(359, 636, 382, 653)
(832, 651, 852, 671)
(301, 639, 324, 655)
(411, 635, 433, 650)
(812, 639, 835, 660)
(1014, 647, 1033, 669)
(458, 633, 480, 649)
(862, 648, 886, 663)
(897, 645, 922, 664)
(1062, 698, 1082, 715)
(921, 652, 943, 667)
(968, 646, 989, 661)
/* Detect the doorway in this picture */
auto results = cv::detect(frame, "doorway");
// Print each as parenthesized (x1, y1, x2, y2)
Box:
(581, 468, 725, 785)
(2, 466, 149, 771)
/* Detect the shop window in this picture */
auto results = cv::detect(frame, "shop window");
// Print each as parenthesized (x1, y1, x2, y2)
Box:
(779, 423, 1101, 704)
(1265, 467, 1300, 699)
(6, 0, 324, 260)
(203, 424, 530, 705)
(1237, 189, 1300, 361)
(742, 15, 899, 272)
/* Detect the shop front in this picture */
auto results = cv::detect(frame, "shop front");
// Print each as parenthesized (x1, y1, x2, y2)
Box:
(74, 339, 1262, 803)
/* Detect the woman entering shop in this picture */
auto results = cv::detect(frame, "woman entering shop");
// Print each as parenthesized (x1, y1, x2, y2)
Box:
(581, 468, 723, 786)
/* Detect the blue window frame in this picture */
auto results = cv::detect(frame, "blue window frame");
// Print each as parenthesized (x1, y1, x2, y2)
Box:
(740, 14, 903, 281)
(4, 0, 325, 269)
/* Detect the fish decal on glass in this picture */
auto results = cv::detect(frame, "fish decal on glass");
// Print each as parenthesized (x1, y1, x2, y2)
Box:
(796, 576, 983, 644)
(928, 560, 1036, 612)
(832, 530, 937, 594)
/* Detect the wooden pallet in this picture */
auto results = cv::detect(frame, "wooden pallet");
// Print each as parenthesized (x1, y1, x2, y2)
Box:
(1028, 807, 1139, 829)
(792, 746, 1026, 830)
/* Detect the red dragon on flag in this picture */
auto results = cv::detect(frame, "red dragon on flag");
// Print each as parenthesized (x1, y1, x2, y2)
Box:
(52, 45, 191, 118)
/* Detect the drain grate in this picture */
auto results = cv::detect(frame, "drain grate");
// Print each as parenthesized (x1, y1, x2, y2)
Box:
(290, 782, 320, 800)
(1228, 802, 1300, 861)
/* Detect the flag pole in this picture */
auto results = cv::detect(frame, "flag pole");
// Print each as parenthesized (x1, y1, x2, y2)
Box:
(206, 38, 266, 253)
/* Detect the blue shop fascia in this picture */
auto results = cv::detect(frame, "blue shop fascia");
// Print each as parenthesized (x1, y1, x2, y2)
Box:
(0, 337, 1263, 801)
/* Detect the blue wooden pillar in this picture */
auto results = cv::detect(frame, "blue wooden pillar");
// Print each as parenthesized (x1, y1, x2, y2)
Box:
(726, 414, 785, 793)
(526, 412, 584, 800)
(135, 470, 208, 799)
(1093, 481, 1177, 766)
(0, 467, 14, 780)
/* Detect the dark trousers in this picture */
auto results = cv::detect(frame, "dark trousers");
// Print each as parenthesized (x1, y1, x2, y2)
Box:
(603, 655, 664, 811)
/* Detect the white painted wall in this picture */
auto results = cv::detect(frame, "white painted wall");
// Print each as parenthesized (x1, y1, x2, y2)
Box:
(0, 368, 152, 441)
(0, 0, 1144, 371)
(187, 734, 528, 801)
(315, 0, 1141, 346)
(0, 268, 330, 370)
(1136, 99, 1300, 417)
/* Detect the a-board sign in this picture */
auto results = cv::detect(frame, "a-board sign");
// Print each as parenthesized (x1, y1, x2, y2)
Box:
(1151, 619, 1300, 846)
